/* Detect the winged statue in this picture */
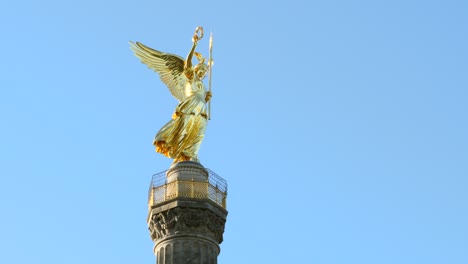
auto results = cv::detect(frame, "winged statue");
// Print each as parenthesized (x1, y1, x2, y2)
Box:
(130, 27, 212, 163)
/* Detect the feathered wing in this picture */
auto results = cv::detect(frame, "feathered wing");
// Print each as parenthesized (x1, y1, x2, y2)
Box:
(130, 41, 188, 102)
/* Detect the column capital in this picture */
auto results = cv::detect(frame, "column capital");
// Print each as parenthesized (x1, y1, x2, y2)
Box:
(149, 206, 226, 244)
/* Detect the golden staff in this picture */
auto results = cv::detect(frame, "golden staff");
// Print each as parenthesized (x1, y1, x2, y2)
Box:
(208, 32, 213, 120)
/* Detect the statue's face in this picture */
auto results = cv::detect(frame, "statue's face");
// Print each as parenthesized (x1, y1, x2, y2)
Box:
(196, 67, 207, 79)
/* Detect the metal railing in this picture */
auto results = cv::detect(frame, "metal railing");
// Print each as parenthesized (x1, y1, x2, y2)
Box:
(148, 168, 227, 209)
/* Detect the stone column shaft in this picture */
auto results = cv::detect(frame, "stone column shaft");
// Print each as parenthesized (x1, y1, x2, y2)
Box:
(148, 162, 228, 264)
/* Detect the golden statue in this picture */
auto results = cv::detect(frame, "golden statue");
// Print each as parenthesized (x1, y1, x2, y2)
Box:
(130, 27, 213, 163)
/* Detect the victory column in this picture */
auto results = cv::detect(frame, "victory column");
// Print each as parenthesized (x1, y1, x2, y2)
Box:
(131, 27, 228, 264)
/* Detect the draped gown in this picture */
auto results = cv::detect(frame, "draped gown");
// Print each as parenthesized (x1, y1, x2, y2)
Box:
(153, 77, 208, 162)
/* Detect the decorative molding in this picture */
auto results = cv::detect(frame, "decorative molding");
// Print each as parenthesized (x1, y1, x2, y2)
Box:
(149, 207, 226, 244)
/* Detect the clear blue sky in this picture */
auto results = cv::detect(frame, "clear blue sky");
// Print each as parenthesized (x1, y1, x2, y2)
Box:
(1, 0, 467, 263)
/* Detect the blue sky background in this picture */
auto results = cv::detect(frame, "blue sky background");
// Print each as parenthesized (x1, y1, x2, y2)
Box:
(1, 0, 467, 263)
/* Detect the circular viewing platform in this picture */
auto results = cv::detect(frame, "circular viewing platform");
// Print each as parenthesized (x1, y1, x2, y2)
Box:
(148, 162, 227, 209)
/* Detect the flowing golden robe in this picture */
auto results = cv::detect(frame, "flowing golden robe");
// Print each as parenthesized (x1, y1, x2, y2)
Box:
(154, 79, 208, 162)
(130, 27, 211, 163)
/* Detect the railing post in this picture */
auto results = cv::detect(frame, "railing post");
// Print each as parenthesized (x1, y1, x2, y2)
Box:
(191, 178, 194, 198)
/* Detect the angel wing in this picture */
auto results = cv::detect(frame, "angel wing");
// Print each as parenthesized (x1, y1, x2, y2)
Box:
(130, 41, 188, 102)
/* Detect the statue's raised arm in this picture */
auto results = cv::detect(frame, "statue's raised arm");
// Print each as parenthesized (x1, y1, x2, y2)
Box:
(130, 26, 212, 163)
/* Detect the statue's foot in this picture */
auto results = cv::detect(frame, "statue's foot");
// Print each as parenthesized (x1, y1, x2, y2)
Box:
(172, 155, 200, 164)
(172, 154, 191, 164)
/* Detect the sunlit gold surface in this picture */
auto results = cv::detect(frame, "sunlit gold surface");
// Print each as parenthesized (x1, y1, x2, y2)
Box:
(130, 27, 212, 163)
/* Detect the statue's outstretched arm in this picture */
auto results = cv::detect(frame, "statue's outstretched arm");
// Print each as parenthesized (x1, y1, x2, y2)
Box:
(184, 27, 203, 79)
(185, 41, 197, 72)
